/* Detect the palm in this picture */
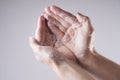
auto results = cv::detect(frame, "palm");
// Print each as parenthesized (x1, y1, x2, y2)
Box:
(43, 6, 94, 59)
(61, 22, 94, 58)
(35, 16, 76, 61)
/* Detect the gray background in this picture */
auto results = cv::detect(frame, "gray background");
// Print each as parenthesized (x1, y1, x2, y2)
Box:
(0, 0, 120, 80)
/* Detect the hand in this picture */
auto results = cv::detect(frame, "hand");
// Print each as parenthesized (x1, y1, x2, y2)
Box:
(29, 15, 76, 66)
(44, 6, 94, 61)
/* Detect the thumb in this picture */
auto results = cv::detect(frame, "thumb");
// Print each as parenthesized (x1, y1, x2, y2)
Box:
(29, 37, 56, 64)
(29, 37, 42, 54)
(76, 12, 94, 34)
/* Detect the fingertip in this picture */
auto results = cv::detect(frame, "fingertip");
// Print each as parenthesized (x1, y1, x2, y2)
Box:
(76, 12, 89, 21)
(43, 13, 54, 23)
(76, 12, 84, 23)
(45, 7, 48, 12)
(38, 15, 44, 20)
(76, 12, 80, 16)
(37, 15, 46, 36)
(77, 12, 84, 17)
(50, 5, 60, 10)
(29, 36, 40, 48)
(37, 15, 45, 28)
(45, 7, 51, 14)
(50, 5, 57, 9)
(29, 37, 39, 44)
(50, 5, 60, 14)
(40, 15, 45, 21)
(76, 12, 81, 18)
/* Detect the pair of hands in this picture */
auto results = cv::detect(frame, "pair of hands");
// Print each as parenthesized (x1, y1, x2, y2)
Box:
(30, 5, 95, 80)
(30, 5, 94, 64)
(30, 5, 120, 80)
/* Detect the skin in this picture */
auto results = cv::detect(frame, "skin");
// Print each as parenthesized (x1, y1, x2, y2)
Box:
(44, 6, 94, 62)
(30, 5, 120, 80)
(43, 5, 120, 80)
(34, 15, 76, 61)
(29, 15, 94, 80)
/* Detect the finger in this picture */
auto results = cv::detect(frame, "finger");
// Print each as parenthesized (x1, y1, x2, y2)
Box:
(76, 12, 94, 34)
(44, 13, 67, 33)
(35, 15, 45, 43)
(29, 37, 53, 59)
(45, 7, 71, 28)
(50, 5, 77, 24)
(29, 37, 41, 53)
(48, 21, 64, 39)
(76, 12, 86, 23)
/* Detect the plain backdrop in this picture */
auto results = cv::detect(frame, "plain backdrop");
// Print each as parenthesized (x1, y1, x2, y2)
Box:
(0, 0, 120, 80)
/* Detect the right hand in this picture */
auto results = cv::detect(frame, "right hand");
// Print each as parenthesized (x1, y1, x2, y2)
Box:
(44, 6, 95, 60)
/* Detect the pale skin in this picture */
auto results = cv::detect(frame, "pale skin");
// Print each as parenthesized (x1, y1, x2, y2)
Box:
(29, 15, 94, 80)
(30, 5, 120, 80)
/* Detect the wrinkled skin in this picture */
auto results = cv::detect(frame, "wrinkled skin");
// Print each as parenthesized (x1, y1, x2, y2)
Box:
(30, 5, 120, 80)
(30, 5, 94, 65)
(29, 4, 94, 71)
(29, 17, 95, 79)
(29, 15, 76, 66)
(44, 6, 94, 60)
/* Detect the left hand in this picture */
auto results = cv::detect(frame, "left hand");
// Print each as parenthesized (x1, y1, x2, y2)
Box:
(29, 15, 76, 66)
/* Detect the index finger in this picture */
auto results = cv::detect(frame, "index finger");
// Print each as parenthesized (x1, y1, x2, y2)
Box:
(50, 5, 77, 24)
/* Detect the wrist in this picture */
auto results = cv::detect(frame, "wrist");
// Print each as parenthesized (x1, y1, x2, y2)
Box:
(78, 48, 94, 65)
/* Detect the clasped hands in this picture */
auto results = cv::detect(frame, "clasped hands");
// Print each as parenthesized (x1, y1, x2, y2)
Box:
(29, 5, 120, 80)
